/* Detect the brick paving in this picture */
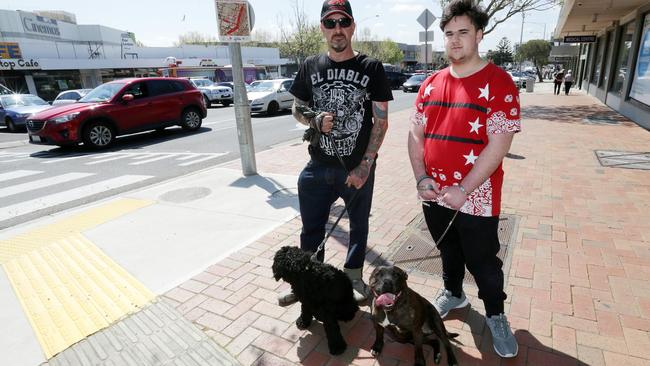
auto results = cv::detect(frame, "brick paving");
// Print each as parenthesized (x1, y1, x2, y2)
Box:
(166, 83, 650, 366)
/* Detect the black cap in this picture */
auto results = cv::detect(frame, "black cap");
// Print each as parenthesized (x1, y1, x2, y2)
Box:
(320, 0, 354, 21)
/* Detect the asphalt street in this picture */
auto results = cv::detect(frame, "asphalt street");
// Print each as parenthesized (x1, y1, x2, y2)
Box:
(0, 89, 416, 230)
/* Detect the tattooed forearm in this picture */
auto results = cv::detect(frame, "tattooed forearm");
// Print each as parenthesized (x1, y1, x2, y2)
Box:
(365, 101, 389, 157)
(292, 98, 312, 125)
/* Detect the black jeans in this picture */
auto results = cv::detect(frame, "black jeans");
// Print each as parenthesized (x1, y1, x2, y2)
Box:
(564, 82, 573, 95)
(554, 81, 562, 95)
(423, 203, 506, 316)
(298, 160, 375, 269)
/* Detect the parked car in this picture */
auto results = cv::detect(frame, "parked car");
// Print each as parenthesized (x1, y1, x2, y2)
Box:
(385, 71, 409, 89)
(26, 77, 206, 149)
(52, 89, 93, 106)
(507, 71, 534, 89)
(248, 78, 294, 115)
(0, 94, 52, 132)
(216, 82, 235, 90)
(188, 78, 232, 107)
(402, 73, 427, 92)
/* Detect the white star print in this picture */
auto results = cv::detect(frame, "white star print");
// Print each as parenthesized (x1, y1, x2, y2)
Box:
(468, 117, 483, 134)
(463, 150, 478, 165)
(423, 84, 435, 97)
(478, 83, 490, 101)
(422, 114, 428, 125)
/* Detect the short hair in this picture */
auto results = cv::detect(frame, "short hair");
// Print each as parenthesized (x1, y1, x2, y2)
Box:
(439, 0, 489, 32)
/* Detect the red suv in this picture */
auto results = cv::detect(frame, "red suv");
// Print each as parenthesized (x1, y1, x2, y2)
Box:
(27, 77, 207, 149)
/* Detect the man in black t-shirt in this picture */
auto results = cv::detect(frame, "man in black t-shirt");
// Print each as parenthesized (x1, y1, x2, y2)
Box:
(277, 0, 393, 306)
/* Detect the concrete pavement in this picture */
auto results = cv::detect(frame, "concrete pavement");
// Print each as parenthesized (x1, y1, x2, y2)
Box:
(2, 80, 650, 365)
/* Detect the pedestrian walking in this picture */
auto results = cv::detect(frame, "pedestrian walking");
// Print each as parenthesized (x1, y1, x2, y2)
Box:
(564, 70, 574, 95)
(407, 0, 520, 358)
(554, 69, 565, 95)
(277, 0, 393, 306)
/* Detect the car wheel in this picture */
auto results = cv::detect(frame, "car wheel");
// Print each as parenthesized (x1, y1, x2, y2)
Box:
(222, 101, 231, 107)
(204, 95, 211, 108)
(5, 117, 17, 132)
(181, 108, 202, 131)
(83, 120, 114, 149)
(267, 101, 279, 116)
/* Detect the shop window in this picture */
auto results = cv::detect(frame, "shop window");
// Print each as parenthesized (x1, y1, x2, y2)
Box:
(601, 30, 615, 87)
(32, 71, 83, 102)
(592, 36, 604, 84)
(611, 22, 635, 94)
(630, 13, 650, 106)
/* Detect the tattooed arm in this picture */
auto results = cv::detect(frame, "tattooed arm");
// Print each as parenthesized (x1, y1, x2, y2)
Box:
(292, 98, 312, 126)
(345, 101, 389, 189)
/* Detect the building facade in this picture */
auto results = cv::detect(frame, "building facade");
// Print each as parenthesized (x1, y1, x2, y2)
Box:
(0, 9, 287, 101)
(554, 0, 650, 130)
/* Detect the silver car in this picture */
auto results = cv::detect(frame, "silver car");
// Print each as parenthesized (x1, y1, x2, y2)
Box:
(189, 78, 233, 107)
(52, 89, 93, 105)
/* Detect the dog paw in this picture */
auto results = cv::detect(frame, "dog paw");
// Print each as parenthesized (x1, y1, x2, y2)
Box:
(328, 341, 347, 355)
(295, 316, 312, 330)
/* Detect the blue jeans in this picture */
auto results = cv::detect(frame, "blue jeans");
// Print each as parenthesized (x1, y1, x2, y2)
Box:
(298, 159, 375, 269)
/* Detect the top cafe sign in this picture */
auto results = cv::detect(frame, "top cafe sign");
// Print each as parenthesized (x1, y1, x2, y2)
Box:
(19, 11, 61, 38)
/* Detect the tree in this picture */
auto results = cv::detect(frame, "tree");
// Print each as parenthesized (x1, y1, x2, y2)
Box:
(515, 39, 551, 81)
(377, 40, 404, 65)
(439, 0, 558, 35)
(278, 0, 324, 64)
(355, 28, 404, 65)
(486, 37, 513, 66)
(174, 31, 217, 46)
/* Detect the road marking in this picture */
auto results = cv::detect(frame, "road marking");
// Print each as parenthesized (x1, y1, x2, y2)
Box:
(41, 153, 92, 164)
(0, 175, 152, 222)
(178, 153, 228, 166)
(0, 170, 42, 183)
(85, 154, 133, 165)
(176, 153, 200, 160)
(129, 154, 174, 165)
(0, 172, 94, 199)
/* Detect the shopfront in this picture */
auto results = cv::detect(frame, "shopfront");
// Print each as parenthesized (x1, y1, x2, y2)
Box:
(555, 0, 650, 130)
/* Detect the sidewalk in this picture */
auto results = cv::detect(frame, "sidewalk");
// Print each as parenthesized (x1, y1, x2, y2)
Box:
(1, 80, 649, 365)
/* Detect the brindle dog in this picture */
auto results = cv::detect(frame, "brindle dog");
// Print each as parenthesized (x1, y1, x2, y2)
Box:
(369, 265, 459, 366)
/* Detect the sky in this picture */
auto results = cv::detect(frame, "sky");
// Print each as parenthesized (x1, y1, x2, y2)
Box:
(7, 0, 561, 53)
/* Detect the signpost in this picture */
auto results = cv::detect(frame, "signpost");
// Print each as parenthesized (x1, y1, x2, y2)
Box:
(417, 9, 436, 71)
(215, 0, 257, 176)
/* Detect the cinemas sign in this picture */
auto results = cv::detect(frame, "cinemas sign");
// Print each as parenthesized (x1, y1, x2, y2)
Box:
(0, 59, 40, 70)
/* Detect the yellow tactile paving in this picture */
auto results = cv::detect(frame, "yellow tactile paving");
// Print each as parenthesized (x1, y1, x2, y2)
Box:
(0, 198, 155, 358)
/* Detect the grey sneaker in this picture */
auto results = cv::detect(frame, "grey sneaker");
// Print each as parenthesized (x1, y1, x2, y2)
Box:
(486, 314, 518, 358)
(277, 288, 297, 307)
(433, 289, 469, 318)
(351, 278, 370, 303)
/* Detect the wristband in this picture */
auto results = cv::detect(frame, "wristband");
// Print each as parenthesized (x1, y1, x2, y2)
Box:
(416, 175, 431, 186)
(458, 184, 468, 196)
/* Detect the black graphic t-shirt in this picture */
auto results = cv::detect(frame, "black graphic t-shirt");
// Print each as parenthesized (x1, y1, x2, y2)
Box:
(290, 53, 393, 170)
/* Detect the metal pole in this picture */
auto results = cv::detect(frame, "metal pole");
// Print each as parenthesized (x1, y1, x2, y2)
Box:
(425, 12, 429, 71)
(519, 12, 524, 71)
(228, 42, 257, 176)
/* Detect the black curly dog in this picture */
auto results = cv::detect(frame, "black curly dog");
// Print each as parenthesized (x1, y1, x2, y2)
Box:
(272, 246, 359, 355)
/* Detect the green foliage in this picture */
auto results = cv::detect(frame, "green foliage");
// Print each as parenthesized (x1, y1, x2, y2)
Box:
(486, 37, 513, 66)
(279, 24, 325, 64)
(515, 39, 551, 65)
(356, 38, 404, 65)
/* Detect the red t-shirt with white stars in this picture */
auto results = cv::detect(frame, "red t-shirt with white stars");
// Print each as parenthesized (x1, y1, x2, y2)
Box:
(411, 63, 521, 217)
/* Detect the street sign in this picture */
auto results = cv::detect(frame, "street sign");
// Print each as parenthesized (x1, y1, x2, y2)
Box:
(564, 35, 596, 43)
(417, 9, 436, 30)
(215, 0, 255, 42)
(419, 31, 434, 43)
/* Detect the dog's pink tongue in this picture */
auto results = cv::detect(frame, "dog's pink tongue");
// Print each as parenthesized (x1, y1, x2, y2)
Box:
(375, 293, 396, 307)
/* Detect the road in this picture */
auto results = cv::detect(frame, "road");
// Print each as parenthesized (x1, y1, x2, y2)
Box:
(0, 90, 416, 230)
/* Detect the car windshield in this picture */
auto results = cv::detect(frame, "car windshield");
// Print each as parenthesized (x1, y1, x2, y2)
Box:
(509, 72, 525, 77)
(0, 95, 48, 107)
(192, 79, 213, 87)
(407, 74, 426, 82)
(79, 83, 126, 102)
(250, 81, 279, 92)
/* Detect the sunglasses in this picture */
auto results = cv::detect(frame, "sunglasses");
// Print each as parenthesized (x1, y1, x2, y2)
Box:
(322, 17, 353, 29)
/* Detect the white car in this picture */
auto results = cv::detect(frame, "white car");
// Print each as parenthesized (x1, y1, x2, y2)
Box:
(189, 78, 233, 107)
(507, 71, 534, 89)
(52, 89, 92, 105)
(248, 79, 294, 115)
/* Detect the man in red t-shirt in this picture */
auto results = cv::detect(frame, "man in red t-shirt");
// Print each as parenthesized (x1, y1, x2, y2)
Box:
(407, 0, 520, 358)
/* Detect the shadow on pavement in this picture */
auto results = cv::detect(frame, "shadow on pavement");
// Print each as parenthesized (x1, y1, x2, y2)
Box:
(522, 104, 637, 127)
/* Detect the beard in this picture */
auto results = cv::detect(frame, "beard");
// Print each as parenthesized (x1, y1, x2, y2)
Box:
(330, 37, 348, 53)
